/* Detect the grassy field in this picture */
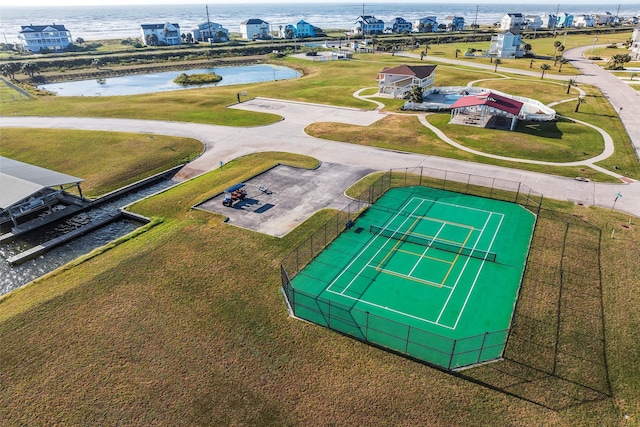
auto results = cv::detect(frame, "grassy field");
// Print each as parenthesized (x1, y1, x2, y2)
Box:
(0, 128, 202, 197)
(0, 152, 637, 426)
(415, 30, 634, 76)
(2, 53, 637, 181)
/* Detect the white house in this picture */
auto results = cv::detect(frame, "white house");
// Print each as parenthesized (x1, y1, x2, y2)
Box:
(377, 64, 437, 98)
(240, 18, 270, 40)
(631, 23, 640, 60)
(500, 13, 524, 31)
(524, 15, 543, 30)
(489, 29, 524, 58)
(573, 15, 595, 28)
(191, 21, 229, 43)
(18, 24, 72, 52)
(353, 15, 385, 35)
(140, 23, 181, 46)
(414, 17, 438, 32)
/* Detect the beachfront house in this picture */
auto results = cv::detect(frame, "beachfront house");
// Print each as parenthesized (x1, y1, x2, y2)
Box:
(500, 13, 524, 31)
(414, 16, 438, 33)
(191, 21, 229, 43)
(140, 23, 181, 46)
(593, 12, 613, 26)
(295, 20, 316, 38)
(555, 13, 574, 28)
(442, 16, 465, 31)
(353, 15, 385, 35)
(489, 29, 524, 58)
(387, 17, 412, 34)
(240, 19, 270, 40)
(573, 15, 595, 28)
(524, 15, 543, 30)
(280, 21, 315, 39)
(377, 64, 436, 98)
(631, 23, 640, 60)
(18, 24, 72, 53)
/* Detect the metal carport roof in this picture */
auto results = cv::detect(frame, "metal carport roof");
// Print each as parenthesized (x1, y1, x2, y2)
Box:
(0, 156, 83, 210)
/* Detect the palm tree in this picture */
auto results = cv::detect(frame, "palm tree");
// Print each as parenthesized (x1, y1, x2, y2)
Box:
(423, 43, 430, 55)
(523, 43, 532, 55)
(494, 58, 502, 72)
(529, 58, 534, 68)
(1, 62, 21, 80)
(553, 40, 562, 57)
(574, 96, 586, 112)
(21, 62, 39, 78)
(408, 84, 423, 103)
(558, 57, 569, 72)
(566, 78, 577, 94)
(455, 48, 461, 58)
(540, 63, 551, 79)
(91, 58, 102, 69)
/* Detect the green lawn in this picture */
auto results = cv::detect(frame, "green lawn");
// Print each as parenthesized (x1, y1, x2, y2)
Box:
(0, 152, 637, 425)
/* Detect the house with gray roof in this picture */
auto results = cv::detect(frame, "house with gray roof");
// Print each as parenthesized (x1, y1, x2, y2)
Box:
(353, 15, 385, 35)
(240, 18, 270, 40)
(140, 23, 181, 46)
(18, 24, 72, 52)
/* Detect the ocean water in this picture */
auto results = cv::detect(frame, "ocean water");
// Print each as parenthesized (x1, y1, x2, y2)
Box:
(1, 3, 639, 43)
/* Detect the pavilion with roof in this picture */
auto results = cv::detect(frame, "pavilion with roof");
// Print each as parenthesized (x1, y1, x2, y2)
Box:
(449, 91, 524, 131)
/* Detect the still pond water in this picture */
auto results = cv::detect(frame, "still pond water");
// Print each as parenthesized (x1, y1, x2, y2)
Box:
(40, 64, 301, 97)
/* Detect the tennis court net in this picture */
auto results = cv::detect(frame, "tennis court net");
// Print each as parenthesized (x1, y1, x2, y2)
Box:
(370, 224, 497, 262)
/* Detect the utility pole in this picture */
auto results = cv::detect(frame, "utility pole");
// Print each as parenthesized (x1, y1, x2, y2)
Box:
(473, 5, 478, 35)
(205, 5, 212, 46)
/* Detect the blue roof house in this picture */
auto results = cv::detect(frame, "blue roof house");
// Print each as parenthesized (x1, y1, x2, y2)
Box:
(296, 20, 316, 37)
(387, 17, 413, 34)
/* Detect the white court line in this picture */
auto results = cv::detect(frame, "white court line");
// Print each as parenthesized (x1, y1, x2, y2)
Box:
(332, 198, 428, 296)
(435, 211, 493, 326)
(326, 287, 455, 329)
(452, 213, 504, 330)
(407, 222, 446, 278)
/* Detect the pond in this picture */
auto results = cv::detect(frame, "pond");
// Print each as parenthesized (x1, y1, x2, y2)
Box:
(39, 64, 301, 97)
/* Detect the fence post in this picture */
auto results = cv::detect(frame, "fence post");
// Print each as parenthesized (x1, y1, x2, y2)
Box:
(515, 182, 521, 203)
(327, 299, 331, 327)
(365, 311, 370, 340)
(465, 173, 471, 194)
(479, 332, 488, 364)
(419, 166, 423, 186)
(490, 178, 495, 199)
(449, 339, 457, 370)
(406, 326, 411, 353)
(443, 170, 448, 189)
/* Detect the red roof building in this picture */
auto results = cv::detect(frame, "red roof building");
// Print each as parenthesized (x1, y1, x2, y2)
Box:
(449, 92, 524, 130)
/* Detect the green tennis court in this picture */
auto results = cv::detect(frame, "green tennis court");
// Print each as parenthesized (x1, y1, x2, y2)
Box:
(289, 186, 536, 369)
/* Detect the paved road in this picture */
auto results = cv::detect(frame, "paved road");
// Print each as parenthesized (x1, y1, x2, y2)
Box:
(3, 98, 639, 216)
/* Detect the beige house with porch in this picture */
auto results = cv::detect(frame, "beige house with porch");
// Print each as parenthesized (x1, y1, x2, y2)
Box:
(377, 65, 437, 98)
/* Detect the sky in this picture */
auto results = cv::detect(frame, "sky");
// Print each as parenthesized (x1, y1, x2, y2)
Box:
(2, 0, 639, 6)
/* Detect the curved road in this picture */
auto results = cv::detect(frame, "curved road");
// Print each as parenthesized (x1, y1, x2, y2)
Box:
(2, 47, 639, 217)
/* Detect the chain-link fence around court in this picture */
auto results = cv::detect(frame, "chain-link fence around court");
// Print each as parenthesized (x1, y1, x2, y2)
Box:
(280, 166, 543, 370)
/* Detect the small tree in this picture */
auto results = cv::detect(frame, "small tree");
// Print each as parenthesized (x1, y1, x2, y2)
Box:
(91, 58, 102, 69)
(1, 62, 20, 80)
(75, 37, 85, 44)
(558, 57, 569, 72)
(574, 96, 586, 112)
(494, 58, 502, 72)
(21, 62, 39, 78)
(408, 84, 423, 103)
(523, 43, 532, 55)
(553, 40, 562, 57)
(540, 63, 551, 79)
(606, 53, 631, 70)
(566, 78, 577, 94)
(455, 48, 461, 58)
